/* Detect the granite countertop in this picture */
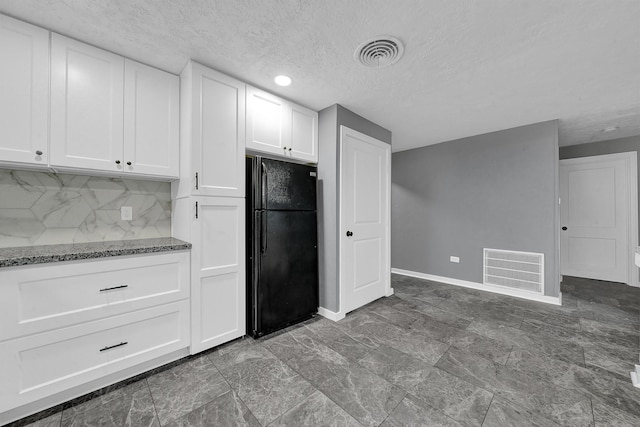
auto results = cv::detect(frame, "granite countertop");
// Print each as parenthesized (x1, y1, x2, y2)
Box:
(0, 238, 192, 268)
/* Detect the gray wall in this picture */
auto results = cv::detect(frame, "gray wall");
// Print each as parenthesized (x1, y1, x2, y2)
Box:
(392, 120, 560, 297)
(317, 104, 392, 312)
(560, 135, 640, 240)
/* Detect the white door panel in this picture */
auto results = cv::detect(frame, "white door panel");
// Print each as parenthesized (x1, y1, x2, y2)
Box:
(192, 65, 245, 197)
(50, 34, 124, 171)
(0, 15, 49, 166)
(191, 197, 245, 353)
(123, 59, 179, 178)
(340, 126, 390, 314)
(560, 155, 632, 283)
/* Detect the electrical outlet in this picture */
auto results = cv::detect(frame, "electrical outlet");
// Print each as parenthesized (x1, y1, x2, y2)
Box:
(121, 206, 133, 221)
(450, 256, 460, 263)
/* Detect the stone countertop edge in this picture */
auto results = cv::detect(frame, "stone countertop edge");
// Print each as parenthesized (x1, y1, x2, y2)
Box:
(0, 238, 192, 268)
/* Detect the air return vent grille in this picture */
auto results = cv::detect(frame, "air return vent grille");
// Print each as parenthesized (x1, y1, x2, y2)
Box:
(483, 248, 544, 293)
(354, 36, 404, 68)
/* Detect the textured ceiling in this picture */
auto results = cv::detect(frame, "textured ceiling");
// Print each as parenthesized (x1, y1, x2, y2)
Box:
(1, 0, 638, 151)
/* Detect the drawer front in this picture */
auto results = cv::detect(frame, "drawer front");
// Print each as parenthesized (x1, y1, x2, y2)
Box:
(0, 300, 189, 412)
(0, 251, 189, 341)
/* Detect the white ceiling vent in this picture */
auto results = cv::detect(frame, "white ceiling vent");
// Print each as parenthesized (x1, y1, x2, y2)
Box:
(483, 248, 544, 294)
(354, 36, 404, 68)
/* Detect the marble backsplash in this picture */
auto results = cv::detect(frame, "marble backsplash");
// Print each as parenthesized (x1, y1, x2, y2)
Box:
(0, 170, 171, 248)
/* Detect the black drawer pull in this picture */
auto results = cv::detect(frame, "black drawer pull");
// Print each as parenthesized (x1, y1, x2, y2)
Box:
(99, 341, 128, 352)
(99, 284, 128, 292)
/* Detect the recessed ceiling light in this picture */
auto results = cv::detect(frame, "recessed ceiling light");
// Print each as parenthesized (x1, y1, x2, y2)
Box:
(602, 126, 618, 133)
(274, 75, 292, 86)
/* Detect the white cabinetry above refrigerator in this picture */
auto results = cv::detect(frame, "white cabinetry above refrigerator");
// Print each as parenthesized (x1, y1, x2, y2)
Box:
(246, 86, 318, 164)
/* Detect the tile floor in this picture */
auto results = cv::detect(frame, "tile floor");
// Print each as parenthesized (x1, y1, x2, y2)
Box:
(14, 274, 640, 426)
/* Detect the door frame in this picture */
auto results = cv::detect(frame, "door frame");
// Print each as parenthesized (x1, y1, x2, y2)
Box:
(559, 151, 638, 287)
(337, 125, 392, 318)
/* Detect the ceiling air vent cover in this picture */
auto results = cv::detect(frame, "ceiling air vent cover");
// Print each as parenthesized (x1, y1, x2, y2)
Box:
(355, 36, 404, 68)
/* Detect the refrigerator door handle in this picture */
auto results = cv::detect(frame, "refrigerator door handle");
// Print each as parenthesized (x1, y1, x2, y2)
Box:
(260, 211, 267, 254)
(261, 161, 267, 210)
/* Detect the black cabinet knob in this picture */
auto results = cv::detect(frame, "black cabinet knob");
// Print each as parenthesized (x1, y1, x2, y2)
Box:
(346, 231, 353, 237)
(288, 148, 292, 151)
(562, 226, 567, 231)
(115, 160, 121, 165)
(126, 161, 132, 166)
(35, 150, 43, 156)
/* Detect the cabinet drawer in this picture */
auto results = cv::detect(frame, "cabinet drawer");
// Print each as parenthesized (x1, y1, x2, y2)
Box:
(0, 300, 189, 412)
(0, 251, 189, 341)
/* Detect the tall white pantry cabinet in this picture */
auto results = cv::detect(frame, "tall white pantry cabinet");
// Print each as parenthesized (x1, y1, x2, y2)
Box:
(172, 62, 246, 354)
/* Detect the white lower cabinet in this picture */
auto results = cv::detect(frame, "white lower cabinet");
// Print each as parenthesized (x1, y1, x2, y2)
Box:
(0, 300, 189, 413)
(0, 251, 191, 422)
(189, 197, 246, 353)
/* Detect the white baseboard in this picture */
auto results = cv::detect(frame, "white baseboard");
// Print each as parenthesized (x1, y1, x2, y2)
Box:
(318, 306, 345, 322)
(391, 268, 562, 306)
(385, 287, 395, 297)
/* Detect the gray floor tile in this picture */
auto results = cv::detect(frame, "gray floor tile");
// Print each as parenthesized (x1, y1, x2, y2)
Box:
(481, 399, 561, 427)
(592, 401, 640, 426)
(436, 347, 593, 426)
(23, 412, 62, 427)
(357, 345, 434, 391)
(411, 367, 493, 427)
(211, 343, 316, 425)
(163, 390, 260, 427)
(147, 356, 230, 425)
(380, 394, 463, 427)
(316, 363, 406, 427)
(61, 380, 147, 421)
(467, 319, 586, 365)
(446, 330, 513, 365)
(506, 348, 640, 418)
(583, 343, 637, 381)
(61, 383, 158, 427)
(269, 390, 362, 427)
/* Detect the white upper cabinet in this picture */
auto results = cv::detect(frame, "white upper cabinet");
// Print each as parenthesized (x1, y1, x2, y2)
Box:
(246, 86, 318, 164)
(289, 103, 318, 163)
(0, 15, 49, 167)
(124, 59, 179, 178)
(50, 34, 125, 172)
(246, 87, 288, 154)
(49, 33, 179, 179)
(179, 61, 245, 197)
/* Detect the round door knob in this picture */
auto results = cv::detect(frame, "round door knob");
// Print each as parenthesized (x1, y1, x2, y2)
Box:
(126, 161, 132, 166)
(346, 231, 353, 237)
(35, 150, 43, 156)
(562, 226, 568, 231)
(115, 160, 121, 165)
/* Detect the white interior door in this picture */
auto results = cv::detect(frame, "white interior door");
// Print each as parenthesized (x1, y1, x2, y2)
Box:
(340, 126, 391, 314)
(560, 153, 636, 284)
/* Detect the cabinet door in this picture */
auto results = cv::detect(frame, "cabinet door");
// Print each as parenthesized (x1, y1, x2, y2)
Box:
(50, 34, 124, 172)
(246, 86, 290, 157)
(124, 59, 179, 178)
(191, 197, 245, 353)
(191, 64, 245, 197)
(0, 15, 49, 166)
(289, 103, 318, 163)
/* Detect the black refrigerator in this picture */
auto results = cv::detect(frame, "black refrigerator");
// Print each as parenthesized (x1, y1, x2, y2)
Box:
(246, 156, 319, 338)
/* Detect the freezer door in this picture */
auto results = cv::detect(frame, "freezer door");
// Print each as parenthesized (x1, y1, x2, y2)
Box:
(260, 158, 316, 211)
(255, 210, 318, 335)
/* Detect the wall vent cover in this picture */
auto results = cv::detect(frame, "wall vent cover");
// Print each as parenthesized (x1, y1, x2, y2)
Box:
(483, 248, 544, 294)
(354, 36, 404, 68)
